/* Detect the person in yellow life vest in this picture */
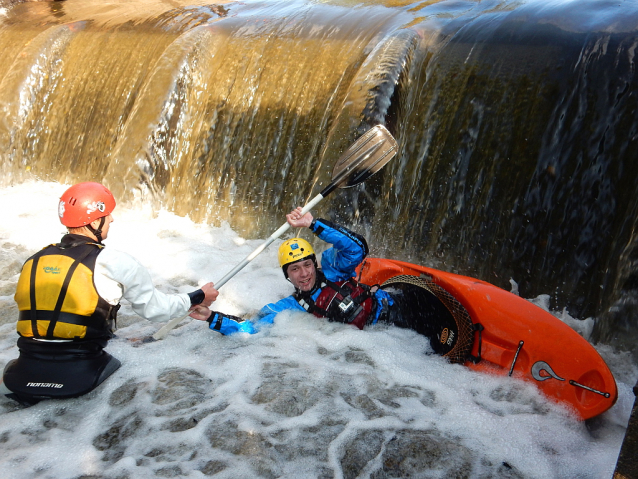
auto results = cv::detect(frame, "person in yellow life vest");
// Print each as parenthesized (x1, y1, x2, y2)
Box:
(0, 182, 219, 406)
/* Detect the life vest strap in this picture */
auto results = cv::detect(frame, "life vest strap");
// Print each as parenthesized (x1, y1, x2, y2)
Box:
(295, 275, 373, 325)
(44, 246, 96, 339)
(29, 256, 40, 338)
(18, 310, 107, 328)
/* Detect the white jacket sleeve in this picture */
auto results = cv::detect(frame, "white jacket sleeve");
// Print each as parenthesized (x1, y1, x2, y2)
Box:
(94, 248, 191, 322)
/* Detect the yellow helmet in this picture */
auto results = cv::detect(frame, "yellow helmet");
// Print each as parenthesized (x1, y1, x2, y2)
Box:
(278, 238, 315, 270)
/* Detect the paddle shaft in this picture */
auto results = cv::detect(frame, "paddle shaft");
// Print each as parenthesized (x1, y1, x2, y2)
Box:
(152, 192, 325, 340)
(152, 124, 398, 340)
(216, 193, 325, 288)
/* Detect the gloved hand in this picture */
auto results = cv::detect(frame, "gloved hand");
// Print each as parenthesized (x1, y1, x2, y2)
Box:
(207, 311, 256, 335)
(187, 283, 219, 308)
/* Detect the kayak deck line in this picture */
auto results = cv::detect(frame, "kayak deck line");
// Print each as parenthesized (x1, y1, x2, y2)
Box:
(508, 340, 524, 377)
(569, 380, 612, 399)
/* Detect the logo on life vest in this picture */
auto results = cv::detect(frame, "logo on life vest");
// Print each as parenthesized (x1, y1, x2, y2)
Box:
(43, 266, 61, 274)
(26, 382, 63, 388)
(440, 328, 449, 344)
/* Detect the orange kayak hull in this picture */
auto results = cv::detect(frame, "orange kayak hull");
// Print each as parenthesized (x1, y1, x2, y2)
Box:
(357, 257, 618, 420)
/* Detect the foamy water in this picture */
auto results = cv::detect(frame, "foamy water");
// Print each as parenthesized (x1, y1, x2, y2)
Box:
(0, 181, 636, 479)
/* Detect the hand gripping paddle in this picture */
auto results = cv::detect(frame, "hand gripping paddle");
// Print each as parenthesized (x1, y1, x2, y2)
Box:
(153, 124, 398, 340)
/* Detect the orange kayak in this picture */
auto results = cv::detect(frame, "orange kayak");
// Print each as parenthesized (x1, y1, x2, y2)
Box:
(357, 257, 618, 420)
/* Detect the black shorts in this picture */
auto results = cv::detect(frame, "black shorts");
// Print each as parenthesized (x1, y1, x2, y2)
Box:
(2, 339, 120, 406)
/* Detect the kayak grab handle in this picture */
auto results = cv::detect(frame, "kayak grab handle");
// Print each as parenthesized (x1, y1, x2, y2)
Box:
(468, 323, 484, 364)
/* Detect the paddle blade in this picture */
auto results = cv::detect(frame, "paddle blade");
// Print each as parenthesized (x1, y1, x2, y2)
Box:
(331, 124, 398, 189)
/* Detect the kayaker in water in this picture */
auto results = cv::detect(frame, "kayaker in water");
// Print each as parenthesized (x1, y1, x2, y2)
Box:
(0, 182, 219, 406)
(190, 207, 453, 339)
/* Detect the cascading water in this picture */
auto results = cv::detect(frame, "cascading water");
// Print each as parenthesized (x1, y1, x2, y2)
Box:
(2, 2, 638, 478)
(1, 0, 637, 350)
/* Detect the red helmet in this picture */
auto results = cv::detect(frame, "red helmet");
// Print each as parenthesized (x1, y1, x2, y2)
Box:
(58, 182, 116, 227)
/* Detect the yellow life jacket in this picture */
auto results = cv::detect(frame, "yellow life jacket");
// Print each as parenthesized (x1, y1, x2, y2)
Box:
(14, 235, 117, 341)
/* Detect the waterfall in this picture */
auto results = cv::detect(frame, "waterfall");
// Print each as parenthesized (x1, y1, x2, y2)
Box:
(1, 0, 638, 352)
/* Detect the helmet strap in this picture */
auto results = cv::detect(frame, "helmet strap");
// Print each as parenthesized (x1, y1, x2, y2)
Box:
(86, 216, 106, 243)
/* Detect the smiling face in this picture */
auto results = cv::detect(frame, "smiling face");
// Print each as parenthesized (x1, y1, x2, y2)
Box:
(286, 258, 317, 292)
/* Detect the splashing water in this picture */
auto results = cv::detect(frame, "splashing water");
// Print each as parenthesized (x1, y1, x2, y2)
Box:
(0, 181, 636, 478)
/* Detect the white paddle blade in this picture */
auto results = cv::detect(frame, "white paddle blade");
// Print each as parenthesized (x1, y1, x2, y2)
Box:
(331, 124, 398, 188)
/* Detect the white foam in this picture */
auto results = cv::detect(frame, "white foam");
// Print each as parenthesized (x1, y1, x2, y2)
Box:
(0, 181, 636, 479)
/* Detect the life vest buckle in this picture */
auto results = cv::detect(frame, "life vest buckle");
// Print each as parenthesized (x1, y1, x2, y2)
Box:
(338, 296, 355, 313)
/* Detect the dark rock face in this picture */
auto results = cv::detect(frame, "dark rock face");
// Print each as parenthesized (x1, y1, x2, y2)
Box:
(613, 381, 638, 479)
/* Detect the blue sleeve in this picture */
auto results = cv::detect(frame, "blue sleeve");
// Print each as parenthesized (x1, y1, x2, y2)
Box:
(208, 312, 257, 335)
(253, 296, 305, 329)
(311, 218, 368, 282)
(370, 289, 393, 325)
(208, 295, 303, 335)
